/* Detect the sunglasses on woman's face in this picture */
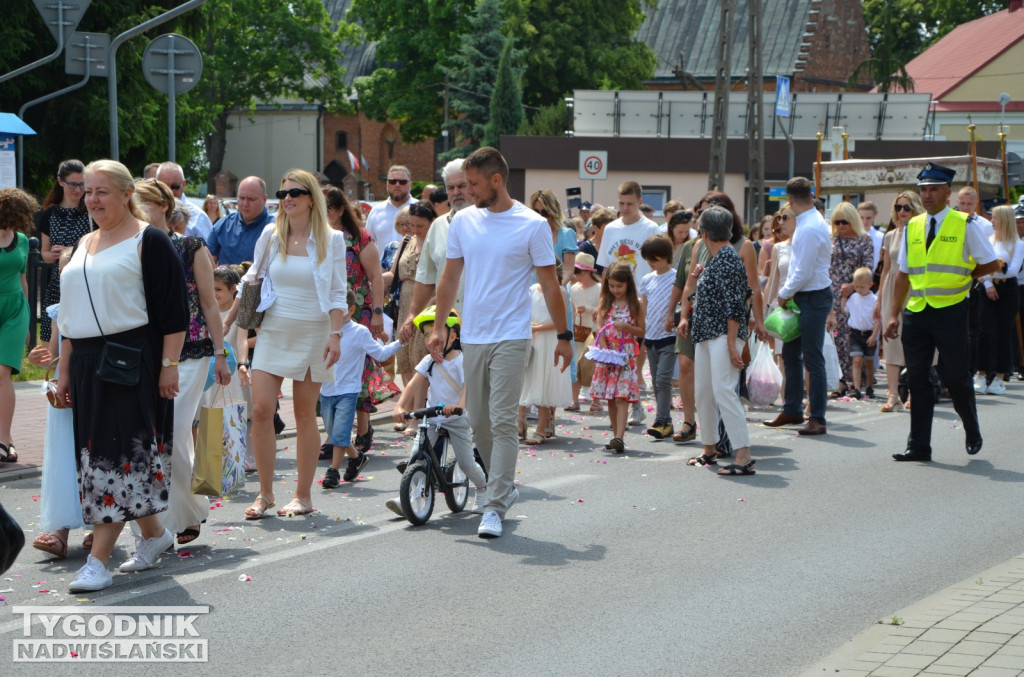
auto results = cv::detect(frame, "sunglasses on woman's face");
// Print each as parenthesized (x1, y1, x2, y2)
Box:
(779, 214, 792, 221)
(894, 204, 913, 213)
(834, 219, 850, 226)
(276, 188, 311, 199)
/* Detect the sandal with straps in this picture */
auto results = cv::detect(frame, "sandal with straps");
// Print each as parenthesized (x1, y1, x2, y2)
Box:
(686, 454, 717, 467)
(276, 498, 314, 517)
(0, 441, 17, 463)
(672, 422, 697, 443)
(32, 530, 69, 558)
(244, 496, 276, 520)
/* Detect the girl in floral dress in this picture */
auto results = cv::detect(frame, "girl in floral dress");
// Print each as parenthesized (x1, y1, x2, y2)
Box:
(589, 262, 645, 453)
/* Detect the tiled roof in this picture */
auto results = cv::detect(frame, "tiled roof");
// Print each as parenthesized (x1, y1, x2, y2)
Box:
(636, 0, 815, 80)
(323, 0, 377, 86)
(897, 8, 1024, 99)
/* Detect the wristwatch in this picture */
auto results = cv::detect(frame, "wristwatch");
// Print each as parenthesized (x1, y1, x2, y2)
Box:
(238, 361, 250, 369)
(161, 358, 179, 368)
(556, 330, 573, 341)
(373, 306, 383, 315)
(215, 347, 229, 357)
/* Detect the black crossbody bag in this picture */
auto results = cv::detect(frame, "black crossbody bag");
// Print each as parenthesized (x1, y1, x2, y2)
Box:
(82, 246, 144, 387)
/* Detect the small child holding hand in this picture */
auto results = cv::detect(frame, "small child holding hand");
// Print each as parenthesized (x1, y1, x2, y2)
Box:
(841, 267, 879, 399)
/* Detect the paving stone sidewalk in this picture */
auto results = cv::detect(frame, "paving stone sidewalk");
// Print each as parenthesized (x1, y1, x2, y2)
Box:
(802, 554, 1024, 677)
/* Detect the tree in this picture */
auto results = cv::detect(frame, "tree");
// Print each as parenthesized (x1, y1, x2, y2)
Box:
(481, 40, 523, 150)
(502, 0, 657, 109)
(184, 0, 358, 192)
(858, 0, 1003, 92)
(349, 0, 476, 142)
(519, 100, 571, 137)
(438, 0, 507, 162)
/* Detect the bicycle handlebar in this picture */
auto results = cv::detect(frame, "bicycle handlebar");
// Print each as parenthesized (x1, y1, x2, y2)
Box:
(404, 405, 463, 420)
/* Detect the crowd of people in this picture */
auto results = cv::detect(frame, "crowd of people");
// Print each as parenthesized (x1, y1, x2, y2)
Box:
(2, 147, 1022, 591)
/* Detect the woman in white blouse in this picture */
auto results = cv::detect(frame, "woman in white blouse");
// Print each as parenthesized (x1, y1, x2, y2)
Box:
(977, 205, 1024, 395)
(236, 169, 347, 519)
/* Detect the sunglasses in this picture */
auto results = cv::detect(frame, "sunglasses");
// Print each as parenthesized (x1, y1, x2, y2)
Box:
(771, 227, 781, 234)
(894, 204, 914, 213)
(387, 178, 410, 185)
(834, 219, 850, 226)
(167, 183, 182, 191)
(779, 214, 792, 221)
(536, 208, 550, 218)
(670, 211, 694, 224)
(409, 203, 434, 219)
(61, 178, 85, 189)
(276, 188, 311, 200)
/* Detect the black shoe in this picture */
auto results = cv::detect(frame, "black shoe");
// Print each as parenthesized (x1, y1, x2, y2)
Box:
(273, 412, 286, 436)
(848, 388, 863, 400)
(321, 467, 341, 489)
(319, 443, 332, 460)
(343, 452, 369, 482)
(966, 437, 983, 456)
(865, 386, 875, 399)
(893, 449, 932, 462)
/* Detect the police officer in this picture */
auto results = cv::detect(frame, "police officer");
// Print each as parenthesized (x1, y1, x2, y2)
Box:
(884, 162, 1002, 462)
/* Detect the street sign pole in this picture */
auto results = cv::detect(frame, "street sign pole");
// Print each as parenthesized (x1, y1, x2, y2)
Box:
(775, 76, 794, 180)
(167, 36, 176, 162)
(579, 150, 608, 205)
(142, 33, 203, 164)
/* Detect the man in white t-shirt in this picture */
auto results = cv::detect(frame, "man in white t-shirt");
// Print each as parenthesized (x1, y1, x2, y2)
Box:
(429, 147, 572, 539)
(596, 181, 661, 424)
(364, 165, 416, 248)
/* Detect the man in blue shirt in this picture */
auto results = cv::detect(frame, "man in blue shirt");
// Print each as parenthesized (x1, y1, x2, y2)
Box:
(208, 176, 275, 265)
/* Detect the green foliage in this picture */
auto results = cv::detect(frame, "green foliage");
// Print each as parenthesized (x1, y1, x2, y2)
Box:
(519, 100, 571, 137)
(350, 0, 476, 142)
(481, 40, 523, 150)
(438, 0, 507, 163)
(859, 0, 1003, 92)
(502, 0, 657, 108)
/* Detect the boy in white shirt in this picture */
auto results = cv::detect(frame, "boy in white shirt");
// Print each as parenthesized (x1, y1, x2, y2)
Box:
(386, 306, 487, 517)
(320, 290, 403, 488)
(597, 180, 662, 423)
(841, 267, 879, 400)
(638, 234, 677, 439)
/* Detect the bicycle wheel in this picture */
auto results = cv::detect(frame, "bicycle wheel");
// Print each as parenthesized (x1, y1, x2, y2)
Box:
(443, 459, 469, 513)
(399, 461, 434, 525)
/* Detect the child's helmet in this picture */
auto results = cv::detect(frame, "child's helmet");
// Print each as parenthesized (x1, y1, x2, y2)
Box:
(412, 305, 460, 332)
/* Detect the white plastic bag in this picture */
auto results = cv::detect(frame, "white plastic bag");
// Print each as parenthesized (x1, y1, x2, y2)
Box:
(823, 330, 841, 391)
(746, 340, 783, 406)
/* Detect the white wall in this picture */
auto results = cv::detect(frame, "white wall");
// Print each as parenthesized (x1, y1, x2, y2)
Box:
(221, 109, 319, 189)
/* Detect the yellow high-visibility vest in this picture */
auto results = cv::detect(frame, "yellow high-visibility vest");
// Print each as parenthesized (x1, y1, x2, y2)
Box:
(905, 210, 974, 311)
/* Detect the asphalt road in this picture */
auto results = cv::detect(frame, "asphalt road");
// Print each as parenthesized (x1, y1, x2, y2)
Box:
(2, 383, 1023, 676)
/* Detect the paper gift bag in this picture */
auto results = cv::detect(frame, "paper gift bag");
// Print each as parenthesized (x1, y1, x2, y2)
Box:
(193, 392, 247, 497)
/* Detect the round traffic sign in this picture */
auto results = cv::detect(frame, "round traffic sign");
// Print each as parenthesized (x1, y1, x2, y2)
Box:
(142, 33, 202, 96)
(583, 155, 604, 176)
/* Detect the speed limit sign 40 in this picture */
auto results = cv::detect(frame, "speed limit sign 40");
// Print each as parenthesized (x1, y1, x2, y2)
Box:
(579, 151, 608, 180)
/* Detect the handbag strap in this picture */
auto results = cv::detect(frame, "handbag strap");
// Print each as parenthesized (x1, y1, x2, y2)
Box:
(80, 245, 107, 339)
(388, 236, 411, 297)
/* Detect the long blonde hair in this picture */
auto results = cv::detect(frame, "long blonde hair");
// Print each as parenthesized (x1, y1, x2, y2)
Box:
(889, 191, 924, 231)
(84, 159, 146, 220)
(991, 205, 1017, 255)
(275, 169, 329, 264)
(529, 189, 564, 235)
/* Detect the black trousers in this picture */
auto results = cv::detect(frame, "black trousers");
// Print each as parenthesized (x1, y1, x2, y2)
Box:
(901, 300, 981, 453)
(980, 279, 1020, 379)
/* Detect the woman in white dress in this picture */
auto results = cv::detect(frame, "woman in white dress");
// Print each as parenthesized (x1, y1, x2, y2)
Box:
(236, 169, 347, 519)
(519, 263, 572, 445)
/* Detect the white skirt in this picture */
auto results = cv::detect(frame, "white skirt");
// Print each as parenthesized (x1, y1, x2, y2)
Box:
(39, 406, 85, 532)
(252, 311, 333, 383)
(520, 331, 572, 407)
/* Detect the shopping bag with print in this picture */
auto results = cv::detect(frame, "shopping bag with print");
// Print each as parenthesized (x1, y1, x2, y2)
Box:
(220, 400, 247, 496)
(192, 389, 248, 496)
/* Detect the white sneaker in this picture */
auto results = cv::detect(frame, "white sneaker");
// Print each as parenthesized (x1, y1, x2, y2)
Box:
(471, 487, 486, 514)
(477, 510, 502, 538)
(384, 497, 405, 517)
(974, 375, 988, 395)
(628, 402, 645, 426)
(69, 555, 112, 592)
(119, 527, 173, 572)
(987, 378, 1006, 395)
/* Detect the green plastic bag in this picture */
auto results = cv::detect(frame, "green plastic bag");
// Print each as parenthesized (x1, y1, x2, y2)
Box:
(765, 300, 801, 343)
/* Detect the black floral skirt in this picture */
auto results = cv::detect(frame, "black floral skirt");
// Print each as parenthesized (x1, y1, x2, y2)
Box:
(69, 327, 174, 525)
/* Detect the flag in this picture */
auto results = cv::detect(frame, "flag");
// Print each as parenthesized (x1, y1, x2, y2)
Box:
(360, 154, 369, 172)
(347, 150, 360, 172)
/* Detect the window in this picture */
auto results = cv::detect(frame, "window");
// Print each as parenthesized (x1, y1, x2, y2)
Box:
(641, 187, 670, 216)
(335, 131, 348, 151)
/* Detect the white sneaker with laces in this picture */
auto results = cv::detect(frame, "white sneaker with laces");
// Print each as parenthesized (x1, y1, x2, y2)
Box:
(477, 510, 502, 538)
(974, 375, 988, 395)
(69, 555, 113, 592)
(119, 527, 173, 572)
(987, 378, 1006, 395)
(628, 402, 645, 426)
(471, 487, 486, 514)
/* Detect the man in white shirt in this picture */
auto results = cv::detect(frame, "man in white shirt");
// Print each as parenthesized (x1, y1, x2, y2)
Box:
(885, 163, 1000, 462)
(859, 201, 884, 271)
(596, 181, 662, 424)
(398, 159, 470, 343)
(364, 165, 416, 248)
(156, 162, 213, 241)
(764, 176, 834, 436)
(429, 147, 572, 539)
(956, 186, 995, 384)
